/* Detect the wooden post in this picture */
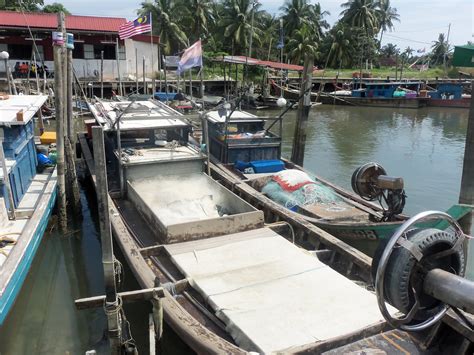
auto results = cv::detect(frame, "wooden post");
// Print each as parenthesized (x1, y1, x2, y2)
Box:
(163, 55, 168, 102)
(142, 56, 146, 95)
(157, 42, 162, 91)
(0, 134, 16, 220)
(223, 61, 227, 100)
(202, 115, 211, 175)
(33, 52, 40, 93)
(459, 81, 474, 234)
(4, 58, 12, 95)
(54, 12, 67, 231)
(66, 44, 74, 141)
(91, 126, 121, 354)
(149, 313, 156, 355)
(291, 54, 313, 167)
(116, 38, 123, 96)
(37, 106, 45, 135)
(135, 48, 138, 94)
(189, 70, 193, 99)
(100, 50, 104, 99)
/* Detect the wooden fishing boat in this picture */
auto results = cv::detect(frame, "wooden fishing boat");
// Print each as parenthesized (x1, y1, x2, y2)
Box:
(271, 80, 430, 108)
(80, 98, 473, 354)
(0, 95, 57, 325)
(203, 109, 471, 256)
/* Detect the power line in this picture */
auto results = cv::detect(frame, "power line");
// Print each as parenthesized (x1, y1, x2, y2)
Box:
(384, 34, 432, 45)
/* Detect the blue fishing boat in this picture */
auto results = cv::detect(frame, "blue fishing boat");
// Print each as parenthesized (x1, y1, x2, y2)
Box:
(0, 95, 57, 325)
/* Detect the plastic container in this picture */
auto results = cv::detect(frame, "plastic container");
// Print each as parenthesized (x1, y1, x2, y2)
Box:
(249, 160, 285, 173)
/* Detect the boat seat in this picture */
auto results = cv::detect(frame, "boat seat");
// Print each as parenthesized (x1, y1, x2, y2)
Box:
(165, 227, 395, 353)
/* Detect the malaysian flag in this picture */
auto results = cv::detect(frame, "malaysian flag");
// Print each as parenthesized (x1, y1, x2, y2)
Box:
(119, 13, 152, 39)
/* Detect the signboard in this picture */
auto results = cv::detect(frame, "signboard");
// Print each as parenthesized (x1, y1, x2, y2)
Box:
(66, 33, 74, 50)
(52, 31, 64, 46)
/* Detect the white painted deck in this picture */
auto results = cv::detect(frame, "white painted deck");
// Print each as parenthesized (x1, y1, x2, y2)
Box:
(0, 95, 48, 126)
(166, 228, 393, 353)
(0, 170, 55, 268)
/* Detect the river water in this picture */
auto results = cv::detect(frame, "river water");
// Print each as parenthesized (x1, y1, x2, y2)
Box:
(0, 105, 472, 354)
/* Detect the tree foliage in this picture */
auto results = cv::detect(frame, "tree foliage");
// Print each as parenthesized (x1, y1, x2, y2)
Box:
(42, 2, 70, 14)
(0, 0, 43, 11)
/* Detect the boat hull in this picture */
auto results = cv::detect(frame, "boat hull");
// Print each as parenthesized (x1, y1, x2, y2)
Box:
(0, 179, 57, 325)
(427, 98, 470, 108)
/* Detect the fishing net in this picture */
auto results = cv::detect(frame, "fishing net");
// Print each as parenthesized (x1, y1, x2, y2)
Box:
(262, 170, 343, 210)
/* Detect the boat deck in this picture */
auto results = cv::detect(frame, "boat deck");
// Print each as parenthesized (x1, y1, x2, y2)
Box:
(0, 168, 56, 267)
(165, 227, 395, 353)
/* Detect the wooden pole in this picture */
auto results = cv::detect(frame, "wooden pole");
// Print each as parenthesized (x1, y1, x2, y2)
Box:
(163, 55, 168, 102)
(37, 106, 45, 135)
(157, 42, 162, 91)
(0, 134, 16, 220)
(459, 81, 474, 234)
(100, 50, 104, 99)
(33, 52, 40, 94)
(4, 59, 12, 95)
(142, 56, 146, 95)
(135, 48, 138, 94)
(150, 34, 156, 96)
(54, 12, 67, 231)
(66, 45, 74, 141)
(291, 54, 313, 167)
(202, 115, 211, 175)
(189, 70, 193, 99)
(91, 126, 121, 354)
(116, 38, 123, 96)
(223, 60, 227, 100)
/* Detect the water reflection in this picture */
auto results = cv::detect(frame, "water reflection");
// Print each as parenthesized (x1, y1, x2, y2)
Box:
(0, 185, 108, 354)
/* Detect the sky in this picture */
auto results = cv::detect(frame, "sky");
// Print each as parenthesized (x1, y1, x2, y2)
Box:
(44, 0, 473, 50)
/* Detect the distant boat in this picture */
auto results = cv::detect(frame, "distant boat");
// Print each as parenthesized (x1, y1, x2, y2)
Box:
(0, 95, 57, 325)
(427, 83, 471, 108)
(272, 80, 431, 109)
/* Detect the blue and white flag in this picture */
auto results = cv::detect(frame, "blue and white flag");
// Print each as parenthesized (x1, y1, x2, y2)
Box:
(177, 40, 202, 75)
(276, 23, 284, 49)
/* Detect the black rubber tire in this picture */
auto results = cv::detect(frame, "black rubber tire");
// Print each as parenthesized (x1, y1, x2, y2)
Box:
(372, 228, 465, 320)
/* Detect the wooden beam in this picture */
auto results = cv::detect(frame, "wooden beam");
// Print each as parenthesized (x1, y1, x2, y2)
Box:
(139, 244, 164, 257)
(75, 279, 189, 310)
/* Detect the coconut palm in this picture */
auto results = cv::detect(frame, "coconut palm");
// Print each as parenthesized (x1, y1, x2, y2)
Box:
(219, 0, 263, 55)
(376, 0, 399, 44)
(327, 24, 352, 68)
(140, 0, 188, 54)
(280, 0, 312, 35)
(380, 43, 399, 57)
(431, 33, 449, 65)
(287, 24, 319, 65)
(340, 0, 379, 36)
(181, 0, 216, 42)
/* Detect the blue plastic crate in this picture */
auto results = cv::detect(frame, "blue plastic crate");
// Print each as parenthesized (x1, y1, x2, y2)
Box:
(249, 160, 285, 174)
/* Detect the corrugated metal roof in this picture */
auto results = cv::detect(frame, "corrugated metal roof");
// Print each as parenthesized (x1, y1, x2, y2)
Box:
(0, 10, 126, 33)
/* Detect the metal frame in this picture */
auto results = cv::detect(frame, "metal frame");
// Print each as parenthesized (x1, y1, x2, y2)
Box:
(375, 210, 466, 331)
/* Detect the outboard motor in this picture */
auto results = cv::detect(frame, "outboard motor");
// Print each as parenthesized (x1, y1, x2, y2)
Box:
(373, 211, 474, 336)
(351, 162, 406, 221)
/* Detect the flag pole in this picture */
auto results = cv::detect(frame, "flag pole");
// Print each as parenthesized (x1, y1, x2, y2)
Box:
(150, 12, 155, 97)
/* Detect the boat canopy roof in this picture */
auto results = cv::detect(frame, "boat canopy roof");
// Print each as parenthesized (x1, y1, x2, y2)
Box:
(0, 95, 47, 126)
(206, 110, 265, 124)
(90, 99, 190, 131)
(364, 81, 422, 87)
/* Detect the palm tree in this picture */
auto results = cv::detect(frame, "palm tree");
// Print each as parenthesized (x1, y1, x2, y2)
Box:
(140, 0, 188, 54)
(380, 43, 398, 57)
(219, 0, 263, 55)
(307, 3, 330, 39)
(327, 24, 352, 68)
(431, 33, 448, 65)
(340, 0, 379, 36)
(287, 24, 319, 64)
(280, 0, 312, 35)
(181, 0, 215, 42)
(376, 0, 399, 44)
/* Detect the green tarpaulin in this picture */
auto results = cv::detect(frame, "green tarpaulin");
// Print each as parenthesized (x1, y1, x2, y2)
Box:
(452, 45, 474, 67)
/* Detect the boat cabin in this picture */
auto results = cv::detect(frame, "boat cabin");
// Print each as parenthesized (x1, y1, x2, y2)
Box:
(0, 95, 45, 210)
(429, 83, 463, 100)
(205, 110, 282, 164)
(352, 82, 421, 98)
(89, 99, 264, 244)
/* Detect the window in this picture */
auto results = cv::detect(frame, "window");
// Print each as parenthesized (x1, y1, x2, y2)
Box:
(73, 43, 84, 59)
(8, 44, 33, 60)
(94, 44, 115, 60)
(84, 44, 94, 59)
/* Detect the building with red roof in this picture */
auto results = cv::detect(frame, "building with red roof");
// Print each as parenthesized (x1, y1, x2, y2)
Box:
(0, 10, 160, 79)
